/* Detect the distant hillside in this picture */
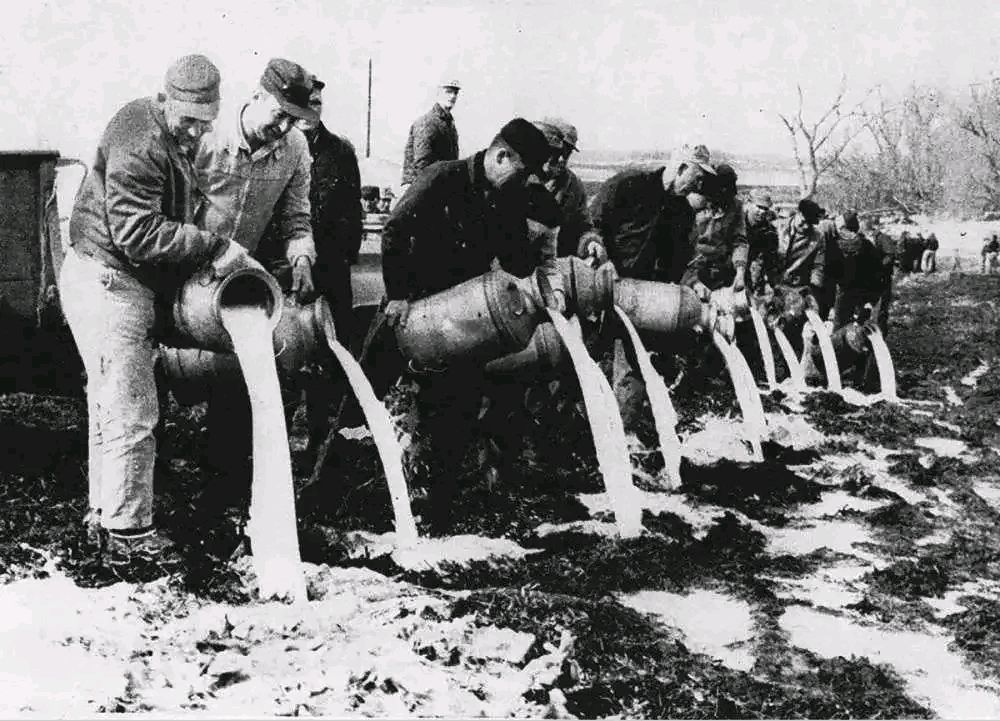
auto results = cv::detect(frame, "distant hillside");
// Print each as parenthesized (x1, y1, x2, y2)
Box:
(572, 149, 801, 191)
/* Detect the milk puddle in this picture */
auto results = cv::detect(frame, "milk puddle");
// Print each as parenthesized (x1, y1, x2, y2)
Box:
(0, 571, 141, 714)
(223, 306, 305, 602)
(961, 359, 990, 388)
(619, 589, 755, 671)
(782, 606, 1000, 718)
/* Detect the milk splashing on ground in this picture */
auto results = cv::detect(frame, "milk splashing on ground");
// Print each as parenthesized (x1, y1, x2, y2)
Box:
(547, 311, 643, 537)
(323, 328, 418, 545)
(613, 306, 683, 490)
(712, 332, 766, 462)
(222, 305, 306, 602)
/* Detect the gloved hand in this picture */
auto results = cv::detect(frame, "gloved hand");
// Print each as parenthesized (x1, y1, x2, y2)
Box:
(543, 288, 567, 314)
(290, 256, 315, 303)
(211, 240, 265, 278)
(690, 280, 712, 303)
(384, 299, 411, 328)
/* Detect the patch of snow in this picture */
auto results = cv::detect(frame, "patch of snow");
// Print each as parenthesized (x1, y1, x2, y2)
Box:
(576, 490, 764, 540)
(961, 360, 990, 388)
(392, 535, 538, 571)
(764, 412, 827, 450)
(915, 437, 969, 458)
(973, 481, 1000, 512)
(797, 490, 890, 519)
(619, 589, 755, 672)
(943, 385, 963, 407)
(0, 574, 151, 715)
(682, 416, 756, 464)
(335, 531, 537, 571)
(534, 519, 621, 538)
(839, 388, 889, 407)
(782, 606, 1000, 719)
(768, 566, 867, 610)
(766, 519, 881, 563)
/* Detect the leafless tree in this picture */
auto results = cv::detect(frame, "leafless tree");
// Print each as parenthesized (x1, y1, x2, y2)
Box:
(957, 78, 1000, 209)
(778, 76, 871, 198)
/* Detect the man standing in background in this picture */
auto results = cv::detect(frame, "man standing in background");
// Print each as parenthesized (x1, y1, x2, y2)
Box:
(744, 189, 779, 296)
(292, 75, 363, 459)
(401, 78, 461, 188)
(539, 116, 605, 262)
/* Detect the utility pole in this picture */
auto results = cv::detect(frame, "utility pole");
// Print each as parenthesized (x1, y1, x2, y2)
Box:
(365, 58, 372, 159)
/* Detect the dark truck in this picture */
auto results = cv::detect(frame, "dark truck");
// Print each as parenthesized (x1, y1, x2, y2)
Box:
(0, 150, 388, 397)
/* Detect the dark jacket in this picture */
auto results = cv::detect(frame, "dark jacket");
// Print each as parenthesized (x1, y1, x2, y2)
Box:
(745, 204, 779, 287)
(546, 168, 594, 257)
(835, 230, 885, 293)
(868, 230, 895, 288)
(776, 217, 826, 289)
(401, 103, 459, 185)
(382, 151, 561, 301)
(258, 122, 362, 308)
(925, 233, 939, 252)
(589, 166, 694, 282)
(69, 96, 223, 290)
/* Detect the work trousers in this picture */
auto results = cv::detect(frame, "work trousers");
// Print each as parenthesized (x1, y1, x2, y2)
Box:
(59, 248, 157, 531)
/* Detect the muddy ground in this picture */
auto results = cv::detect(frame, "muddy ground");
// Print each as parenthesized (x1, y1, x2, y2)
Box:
(3, 270, 1000, 717)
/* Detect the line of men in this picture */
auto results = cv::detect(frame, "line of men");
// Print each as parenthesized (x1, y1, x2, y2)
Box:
(59, 53, 902, 573)
(895, 230, 939, 274)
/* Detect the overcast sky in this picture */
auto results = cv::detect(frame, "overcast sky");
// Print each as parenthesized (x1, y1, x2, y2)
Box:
(3, 0, 1000, 164)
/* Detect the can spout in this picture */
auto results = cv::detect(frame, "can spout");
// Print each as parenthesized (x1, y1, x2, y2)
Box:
(172, 267, 283, 352)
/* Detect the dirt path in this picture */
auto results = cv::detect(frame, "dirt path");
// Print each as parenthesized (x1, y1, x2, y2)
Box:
(3, 271, 1000, 717)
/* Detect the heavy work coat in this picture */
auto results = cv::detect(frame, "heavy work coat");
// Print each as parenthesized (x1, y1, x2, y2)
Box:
(260, 123, 362, 310)
(832, 230, 887, 327)
(401, 103, 459, 185)
(546, 168, 594, 257)
(381, 151, 562, 301)
(69, 96, 224, 291)
(776, 217, 826, 290)
(745, 204, 779, 291)
(589, 167, 694, 282)
(681, 198, 749, 289)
